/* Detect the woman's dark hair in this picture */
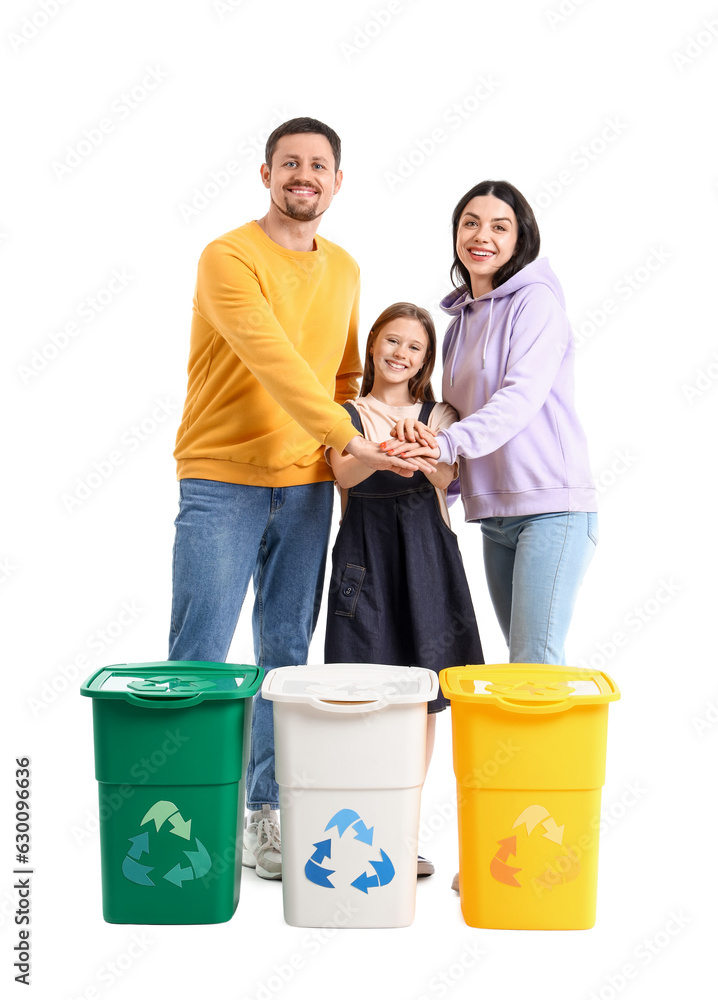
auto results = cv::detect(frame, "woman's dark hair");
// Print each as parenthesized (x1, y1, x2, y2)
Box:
(264, 117, 341, 171)
(450, 180, 540, 292)
(360, 302, 436, 403)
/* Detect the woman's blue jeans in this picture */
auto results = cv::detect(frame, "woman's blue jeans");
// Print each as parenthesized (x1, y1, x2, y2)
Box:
(168, 478, 334, 809)
(480, 511, 598, 664)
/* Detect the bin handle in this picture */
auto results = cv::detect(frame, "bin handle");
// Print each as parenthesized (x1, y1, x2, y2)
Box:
(123, 692, 206, 709)
(308, 696, 388, 714)
(493, 694, 575, 714)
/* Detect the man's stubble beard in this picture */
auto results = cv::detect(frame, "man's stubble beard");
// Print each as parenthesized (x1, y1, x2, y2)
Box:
(271, 192, 328, 223)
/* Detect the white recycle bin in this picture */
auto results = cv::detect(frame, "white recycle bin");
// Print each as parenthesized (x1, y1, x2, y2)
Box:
(262, 663, 438, 928)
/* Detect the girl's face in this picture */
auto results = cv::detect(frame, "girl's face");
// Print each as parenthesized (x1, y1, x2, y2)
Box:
(370, 318, 429, 387)
(456, 194, 519, 294)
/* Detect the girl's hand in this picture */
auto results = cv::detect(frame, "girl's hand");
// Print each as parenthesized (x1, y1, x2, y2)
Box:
(389, 419, 437, 447)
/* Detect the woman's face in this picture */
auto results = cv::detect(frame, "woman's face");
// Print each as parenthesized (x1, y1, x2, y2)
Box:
(456, 194, 519, 295)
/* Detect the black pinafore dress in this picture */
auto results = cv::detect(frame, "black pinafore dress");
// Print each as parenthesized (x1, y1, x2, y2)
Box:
(324, 401, 484, 712)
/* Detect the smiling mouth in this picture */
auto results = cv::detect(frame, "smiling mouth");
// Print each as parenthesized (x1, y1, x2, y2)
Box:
(385, 360, 407, 371)
(287, 187, 318, 197)
(468, 248, 496, 260)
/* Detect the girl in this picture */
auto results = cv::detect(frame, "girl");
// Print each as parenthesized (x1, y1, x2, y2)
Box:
(324, 304, 484, 878)
(392, 180, 598, 669)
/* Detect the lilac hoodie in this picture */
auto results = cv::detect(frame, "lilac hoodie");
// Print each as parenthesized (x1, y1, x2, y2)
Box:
(436, 257, 597, 521)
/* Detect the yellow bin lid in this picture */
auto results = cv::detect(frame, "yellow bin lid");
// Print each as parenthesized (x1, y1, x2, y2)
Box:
(440, 664, 620, 714)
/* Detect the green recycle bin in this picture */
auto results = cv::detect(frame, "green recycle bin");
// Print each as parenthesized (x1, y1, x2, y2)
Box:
(81, 661, 263, 924)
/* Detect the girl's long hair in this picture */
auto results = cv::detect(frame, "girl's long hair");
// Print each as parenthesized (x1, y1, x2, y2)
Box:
(450, 179, 540, 291)
(360, 302, 436, 403)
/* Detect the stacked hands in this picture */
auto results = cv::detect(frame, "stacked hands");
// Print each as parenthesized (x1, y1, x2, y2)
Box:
(346, 420, 440, 479)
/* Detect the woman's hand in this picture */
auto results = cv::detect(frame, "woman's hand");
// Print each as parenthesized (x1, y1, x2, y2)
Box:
(375, 439, 440, 475)
(389, 419, 437, 448)
(382, 440, 441, 462)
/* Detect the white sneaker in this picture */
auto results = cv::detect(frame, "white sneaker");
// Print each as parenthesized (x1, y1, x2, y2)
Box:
(242, 805, 282, 879)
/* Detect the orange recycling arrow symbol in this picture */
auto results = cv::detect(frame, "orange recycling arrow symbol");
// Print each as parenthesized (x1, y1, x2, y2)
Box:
(491, 806, 570, 890)
(558, 854, 581, 883)
(495, 836, 517, 863)
(490, 836, 522, 887)
(513, 804, 550, 835)
(513, 805, 564, 844)
(534, 853, 581, 891)
(541, 817, 564, 844)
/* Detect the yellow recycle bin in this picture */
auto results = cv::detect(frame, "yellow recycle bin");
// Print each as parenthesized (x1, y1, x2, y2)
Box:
(440, 664, 620, 930)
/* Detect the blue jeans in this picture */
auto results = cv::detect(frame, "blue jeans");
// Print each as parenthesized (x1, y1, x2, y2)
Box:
(168, 478, 334, 809)
(480, 511, 598, 664)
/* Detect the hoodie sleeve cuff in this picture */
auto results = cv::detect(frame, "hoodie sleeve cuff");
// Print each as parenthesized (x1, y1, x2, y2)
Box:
(436, 431, 456, 466)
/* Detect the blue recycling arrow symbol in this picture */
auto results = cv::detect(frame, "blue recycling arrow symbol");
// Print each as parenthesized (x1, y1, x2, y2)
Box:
(370, 849, 395, 886)
(324, 810, 374, 845)
(306, 810, 394, 892)
(311, 839, 332, 863)
(351, 871, 379, 893)
(305, 859, 336, 887)
(351, 850, 395, 894)
(352, 819, 373, 845)
(325, 809, 360, 836)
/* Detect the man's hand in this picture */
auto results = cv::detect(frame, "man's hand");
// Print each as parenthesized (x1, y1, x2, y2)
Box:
(344, 436, 436, 477)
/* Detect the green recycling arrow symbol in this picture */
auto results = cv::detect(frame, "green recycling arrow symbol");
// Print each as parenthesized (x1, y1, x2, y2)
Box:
(128, 676, 217, 695)
(141, 800, 191, 840)
(123, 801, 213, 889)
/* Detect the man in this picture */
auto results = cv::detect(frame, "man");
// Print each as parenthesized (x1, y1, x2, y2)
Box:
(169, 117, 417, 880)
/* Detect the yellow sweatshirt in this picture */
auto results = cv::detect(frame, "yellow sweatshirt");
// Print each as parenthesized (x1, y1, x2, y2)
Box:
(174, 221, 362, 487)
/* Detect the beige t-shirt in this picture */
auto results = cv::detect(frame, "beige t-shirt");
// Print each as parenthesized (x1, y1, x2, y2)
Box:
(327, 394, 460, 527)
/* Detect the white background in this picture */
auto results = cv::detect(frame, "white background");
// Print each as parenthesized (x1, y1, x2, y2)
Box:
(3, 0, 717, 997)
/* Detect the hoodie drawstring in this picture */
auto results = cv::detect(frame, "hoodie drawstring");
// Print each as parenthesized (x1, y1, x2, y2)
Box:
(482, 297, 494, 370)
(449, 308, 465, 387)
(450, 295, 494, 384)
(441, 258, 564, 386)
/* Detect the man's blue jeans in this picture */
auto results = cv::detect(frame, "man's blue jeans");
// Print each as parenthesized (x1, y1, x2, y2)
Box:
(168, 477, 334, 809)
(480, 511, 598, 664)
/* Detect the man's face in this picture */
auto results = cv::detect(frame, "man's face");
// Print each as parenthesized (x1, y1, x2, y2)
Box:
(261, 133, 342, 223)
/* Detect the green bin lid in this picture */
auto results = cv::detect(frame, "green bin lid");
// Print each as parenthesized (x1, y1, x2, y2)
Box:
(81, 661, 263, 705)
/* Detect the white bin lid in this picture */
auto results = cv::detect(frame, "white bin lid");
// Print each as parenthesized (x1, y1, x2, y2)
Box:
(262, 663, 438, 712)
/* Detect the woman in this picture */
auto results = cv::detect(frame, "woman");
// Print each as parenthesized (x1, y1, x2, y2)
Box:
(389, 180, 597, 666)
